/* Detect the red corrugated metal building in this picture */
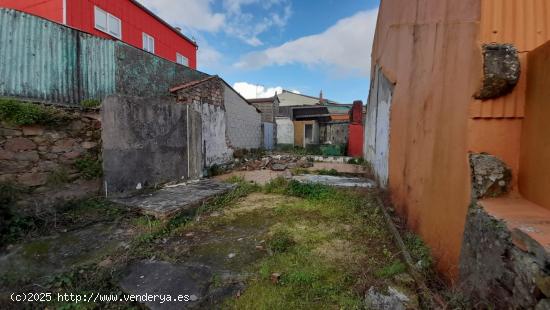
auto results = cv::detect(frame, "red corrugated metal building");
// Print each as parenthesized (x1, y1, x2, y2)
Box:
(0, 0, 197, 68)
(347, 100, 364, 157)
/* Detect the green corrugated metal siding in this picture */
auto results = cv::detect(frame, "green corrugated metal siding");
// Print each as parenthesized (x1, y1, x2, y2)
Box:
(0, 9, 115, 105)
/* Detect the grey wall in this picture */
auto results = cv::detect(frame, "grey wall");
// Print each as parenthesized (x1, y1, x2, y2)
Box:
(115, 44, 208, 98)
(192, 102, 233, 167)
(320, 122, 349, 145)
(223, 85, 262, 149)
(102, 95, 192, 194)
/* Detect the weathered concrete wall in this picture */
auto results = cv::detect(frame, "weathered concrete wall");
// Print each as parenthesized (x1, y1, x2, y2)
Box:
(370, 0, 481, 279)
(115, 44, 208, 99)
(0, 103, 101, 188)
(319, 122, 348, 145)
(276, 117, 294, 145)
(192, 102, 233, 167)
(223, 85, 262, 149)
(101, 95, 190, 194)
(364, 66, 392, 187)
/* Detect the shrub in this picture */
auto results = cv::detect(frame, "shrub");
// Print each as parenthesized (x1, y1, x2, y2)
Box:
(0, 99, 69, 127)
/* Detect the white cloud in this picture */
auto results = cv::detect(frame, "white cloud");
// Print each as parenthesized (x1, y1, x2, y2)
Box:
(138, 0, 291, 47)
(137, 0, 225, 32)
(235, 9, 378, 77)
(198, 44, 222, 69)
(233, 82, 285, 99)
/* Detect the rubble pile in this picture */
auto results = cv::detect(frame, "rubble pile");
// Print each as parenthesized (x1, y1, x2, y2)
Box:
(237, 155, 314, 172)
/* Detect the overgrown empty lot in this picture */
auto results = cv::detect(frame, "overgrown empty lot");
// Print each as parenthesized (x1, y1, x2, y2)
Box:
(1, 177, 427, 309)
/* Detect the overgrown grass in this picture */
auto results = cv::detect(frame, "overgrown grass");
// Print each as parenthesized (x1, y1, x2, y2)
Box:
(0, 99, 70, 127)
(227, 178, 407, 309)
(196, 177, 260, 216)
(375, 260, 407, 278)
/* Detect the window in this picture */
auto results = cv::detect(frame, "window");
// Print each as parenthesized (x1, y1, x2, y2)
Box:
(176, 53, 189, 66)
(142, 33, 155, 53)
(94, 6, 121, 39)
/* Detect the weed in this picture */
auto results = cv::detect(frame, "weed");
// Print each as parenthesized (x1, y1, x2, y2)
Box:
(375, 260, 407, 278)
(196, 178, 260, 216)
(207, 164, 224, 177)
(403, 232, 433, 270)
(347, 157, 366, 165)
(285, 180, 335, 200)
(80, 99, 101, 108)
(316, 168, 340, 176)
(47, 168, 70, 186)
(74, 155, 102, 180)
(0, 99, 70, 127)
(268, 230, 295, 253)
(263, 177, 289, 194)
(290, 167, 310, 175)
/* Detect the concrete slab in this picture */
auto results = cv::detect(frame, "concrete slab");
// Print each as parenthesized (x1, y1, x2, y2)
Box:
(292, 174, 376, 188)
(112, 180, 236, 219)
(119, 261, 212, 310)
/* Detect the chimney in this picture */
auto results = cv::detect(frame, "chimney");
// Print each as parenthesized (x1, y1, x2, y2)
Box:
(319, 90, 323, 104)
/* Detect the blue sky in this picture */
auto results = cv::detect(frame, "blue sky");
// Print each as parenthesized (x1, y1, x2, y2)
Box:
(139, 0, 380, 103)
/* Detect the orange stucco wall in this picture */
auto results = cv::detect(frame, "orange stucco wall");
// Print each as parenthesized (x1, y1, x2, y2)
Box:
(519, 41, 550, 210)
(467, 0, 550, 192)
(374, 0, 550, 281)
(373, 0, 481, 280)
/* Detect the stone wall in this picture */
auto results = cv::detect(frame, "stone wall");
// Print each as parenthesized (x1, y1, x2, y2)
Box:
(459, 205, 550, 309)
(0, 106, 101, 190)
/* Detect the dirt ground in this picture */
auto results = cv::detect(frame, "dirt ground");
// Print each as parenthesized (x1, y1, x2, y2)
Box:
(0, 171, 429, 309)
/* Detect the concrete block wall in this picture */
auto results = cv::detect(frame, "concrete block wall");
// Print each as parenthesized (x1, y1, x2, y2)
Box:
(223, 85, 262, 149)
(276, 117, 294, 145)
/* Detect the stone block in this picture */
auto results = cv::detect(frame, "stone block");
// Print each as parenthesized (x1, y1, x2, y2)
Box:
(63, 151, 81, 159)
(475, 44, 521, 100)
(0, 149, 15, 160)
(17, 172, 48, 187)
(0, 160, 31, 174)
(37, 161, 60, 172)
(82, 141, 98, 149)
(470, 153, 512, 199)
(14, 151, 39, 162)
(4, 137, 37, 152)
(0, 128, 22, 136)
(21, 126, 45, 136)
